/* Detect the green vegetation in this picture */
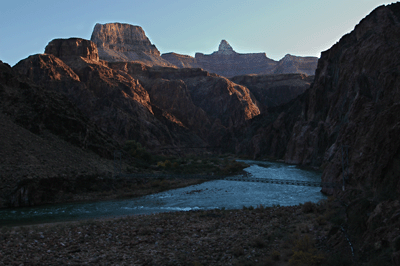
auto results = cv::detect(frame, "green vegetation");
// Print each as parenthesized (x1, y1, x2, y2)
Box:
(122, 140, 249, 176)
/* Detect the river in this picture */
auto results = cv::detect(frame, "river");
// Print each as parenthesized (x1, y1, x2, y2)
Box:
(0, 160, 326, 226)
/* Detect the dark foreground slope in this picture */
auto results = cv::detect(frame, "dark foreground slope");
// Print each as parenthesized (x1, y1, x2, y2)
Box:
(0, 61, 119, 207)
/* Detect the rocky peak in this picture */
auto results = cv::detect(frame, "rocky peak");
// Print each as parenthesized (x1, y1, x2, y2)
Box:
(44, 38, 99, 62)
(217, 40, 235, 55)
(91, 23, 159, 55)
(90, 23, 173, 67)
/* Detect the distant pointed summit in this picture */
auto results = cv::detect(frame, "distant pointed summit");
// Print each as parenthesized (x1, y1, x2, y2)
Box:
(217, 40, 235, 55)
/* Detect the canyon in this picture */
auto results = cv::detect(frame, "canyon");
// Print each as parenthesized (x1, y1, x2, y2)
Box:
(1, 3, 400, 264)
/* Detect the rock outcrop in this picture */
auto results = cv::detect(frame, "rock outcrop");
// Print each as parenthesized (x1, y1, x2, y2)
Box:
(90, 23, 174, 67)
(44, 37, 99, 62)
(230, 73, 314, 111)
(14, 37, 260, 153)
(0, 60, 118, 207)
(194, 40, 277, 77)
(161, 52, 200, 68)
(162, 40, 318, 77)
(231, 3, 400, 200)
(273, 54, 318, 76)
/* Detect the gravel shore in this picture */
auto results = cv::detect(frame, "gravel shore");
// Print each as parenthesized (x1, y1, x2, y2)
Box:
(0, 200, 350, 266)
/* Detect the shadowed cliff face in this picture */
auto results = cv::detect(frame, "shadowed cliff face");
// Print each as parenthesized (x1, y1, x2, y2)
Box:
(232, 4, 400, 199)
(230, 73, 314, 112)
(0, 60, 119, 207)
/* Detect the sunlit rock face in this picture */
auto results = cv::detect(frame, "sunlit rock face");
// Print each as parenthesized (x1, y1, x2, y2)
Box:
(90, 23, 174, 67)
(216, 40, 235, 55)
(45, 38, 99, 62)
(163, 40, 318, 77)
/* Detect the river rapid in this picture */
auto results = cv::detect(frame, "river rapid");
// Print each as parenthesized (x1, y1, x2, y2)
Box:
(0, 160, 326, 226)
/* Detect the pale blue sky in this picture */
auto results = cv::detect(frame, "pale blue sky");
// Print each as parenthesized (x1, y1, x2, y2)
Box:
(0, 0, 396, 66)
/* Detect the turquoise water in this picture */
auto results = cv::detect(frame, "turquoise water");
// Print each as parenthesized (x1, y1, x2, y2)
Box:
(0, 160, 326, 226)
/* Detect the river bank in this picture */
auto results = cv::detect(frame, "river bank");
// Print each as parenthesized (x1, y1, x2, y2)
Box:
(1, 160, 325, 227)
(4, 157, 248, 209)
(0, 199, 352, 266)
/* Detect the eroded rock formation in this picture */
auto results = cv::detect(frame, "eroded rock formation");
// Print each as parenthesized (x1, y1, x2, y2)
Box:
(0, 60, 118, 207)
(230, 73, 314, 112)
(14, 38, 260, 153)
(90, 23, 174, 67)
(162, 40, 318, 77)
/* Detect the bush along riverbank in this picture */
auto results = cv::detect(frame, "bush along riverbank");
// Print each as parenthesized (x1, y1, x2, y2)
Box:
(6, 150, 249, 208)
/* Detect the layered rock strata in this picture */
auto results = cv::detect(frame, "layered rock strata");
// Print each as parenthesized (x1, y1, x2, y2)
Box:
(91, 23, 174, 67)
(230, 73, 314, 111)
(162, 40, 318, 77)
(14, 38, 260, 153)
(0, 60, 117, 207)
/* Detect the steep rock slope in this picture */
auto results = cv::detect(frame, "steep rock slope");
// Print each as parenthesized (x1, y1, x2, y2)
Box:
(234, 3, 400, 198)
(230, 73, 314, 111)
(91, 23, 174, 67)
(286, 3, 400, 196)
(14, 38, 205, 150)
(14, 38, 260, 151)
(107, 62, 261, 146)
(0, 60, 117, 207)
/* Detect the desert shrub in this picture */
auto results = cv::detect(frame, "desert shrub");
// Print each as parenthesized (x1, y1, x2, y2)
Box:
(123, 140, 152, 162)
(251, 236, 266, 248)
(394, 236, 400, 251)
(289, 235, 325, 266)
(164, 160, 172, 169)
(233, 246, 245, 257)
(302, 201, 316, 213)
(289, 250, 325, 266)
(221, 160, 246, 174)
(323, 252, 353, 266)
(316, 216, 327, 225)
(271, 250, 281, 261)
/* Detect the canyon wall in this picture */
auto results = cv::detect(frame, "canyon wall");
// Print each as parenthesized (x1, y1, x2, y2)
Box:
(14, 38, 260, 152)
(91, 23, 174, 67)
(0, 60, 118, 207)
(231, 73, 314, 112)
(162, 40, 318, 77)
(232, 3, 400, 199)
